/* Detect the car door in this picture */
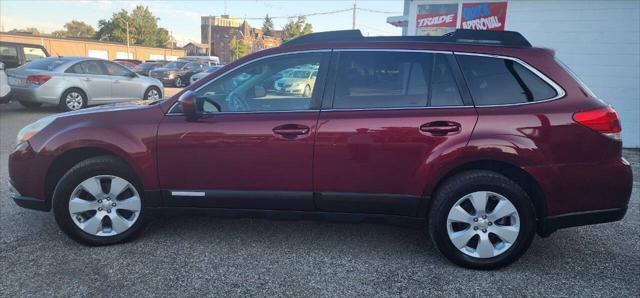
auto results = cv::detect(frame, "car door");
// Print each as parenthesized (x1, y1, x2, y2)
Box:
(103, 61, 143, 101)
(157, 50, 330, 210)
(65, 60, 112, 102)
(313, 50, 478, 216)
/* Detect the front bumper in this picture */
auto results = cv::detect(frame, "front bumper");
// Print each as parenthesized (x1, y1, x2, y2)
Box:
(8, 180, 48, 211)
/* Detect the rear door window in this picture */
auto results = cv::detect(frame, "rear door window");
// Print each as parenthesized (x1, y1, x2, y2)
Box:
(66, 60, 107, 75)
(457, 55, 558, 105)
(332, 51, 463, 109)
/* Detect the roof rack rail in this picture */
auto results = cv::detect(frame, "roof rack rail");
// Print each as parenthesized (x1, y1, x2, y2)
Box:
(281, 29, 532, 48)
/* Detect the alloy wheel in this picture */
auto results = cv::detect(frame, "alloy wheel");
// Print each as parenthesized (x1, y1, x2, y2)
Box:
(65, 92, 84, 110)
(446, 191, 520, 258)
(147, 89, 160, 100)
(68, 175, 141, 237)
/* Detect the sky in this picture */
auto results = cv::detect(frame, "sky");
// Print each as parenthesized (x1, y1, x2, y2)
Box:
(0, 0, 404, 46)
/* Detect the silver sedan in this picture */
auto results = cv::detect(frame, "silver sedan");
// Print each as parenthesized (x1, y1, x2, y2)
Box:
(6, 56, 164, 111)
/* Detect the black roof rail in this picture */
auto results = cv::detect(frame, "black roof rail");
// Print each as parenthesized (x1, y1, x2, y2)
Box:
(281, 29, 532, 48)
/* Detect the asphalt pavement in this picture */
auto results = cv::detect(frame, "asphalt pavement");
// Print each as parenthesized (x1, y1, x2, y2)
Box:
(1, 101, 638, 297)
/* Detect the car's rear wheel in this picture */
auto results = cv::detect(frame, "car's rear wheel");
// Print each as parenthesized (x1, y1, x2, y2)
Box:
(19, 101, 42, 109)
(59, 89, 87, 111)
(52, 156, 147, 246)
(428, 170, 535, 269)
(144, 87, 161, 101)
(175, 77, 183, 87)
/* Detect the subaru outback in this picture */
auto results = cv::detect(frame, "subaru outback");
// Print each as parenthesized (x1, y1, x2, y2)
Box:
(8, 30, 632, 269)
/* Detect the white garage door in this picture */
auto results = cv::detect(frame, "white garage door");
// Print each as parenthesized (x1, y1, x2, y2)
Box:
(507, 0, 640, 147)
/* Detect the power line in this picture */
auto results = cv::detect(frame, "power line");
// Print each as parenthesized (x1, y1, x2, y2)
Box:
(357, 7, 402, 14)
(235, 6, 400, 21)
(242, 8, 352, 20)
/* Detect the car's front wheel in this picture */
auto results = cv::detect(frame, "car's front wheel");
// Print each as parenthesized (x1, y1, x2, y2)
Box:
(144, 86, 161, 101)
(428, 170, 535, 269)
(52, 156, 147, 245)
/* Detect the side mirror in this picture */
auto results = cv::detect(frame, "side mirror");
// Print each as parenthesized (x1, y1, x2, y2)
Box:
(178, 90, 198, 120)
(127, 72, 137, 78)
(254, 85, 267, 98)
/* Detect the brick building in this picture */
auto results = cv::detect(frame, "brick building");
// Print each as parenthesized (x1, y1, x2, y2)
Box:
(201, 15, 282, 63)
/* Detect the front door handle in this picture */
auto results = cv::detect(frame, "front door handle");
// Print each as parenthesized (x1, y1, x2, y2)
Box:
(420, 121, 461, 136)
(82, 78, 91, 82)
(273, 124, 310, 139)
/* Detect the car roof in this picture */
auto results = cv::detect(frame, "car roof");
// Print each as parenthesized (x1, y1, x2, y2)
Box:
(0, 41, 47, 48)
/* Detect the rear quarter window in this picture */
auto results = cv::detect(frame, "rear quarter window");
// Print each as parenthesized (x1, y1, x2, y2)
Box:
(457, 55, 558, 106)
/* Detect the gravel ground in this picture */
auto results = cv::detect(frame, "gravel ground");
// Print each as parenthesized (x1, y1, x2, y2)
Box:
(1, 101, 638, 297)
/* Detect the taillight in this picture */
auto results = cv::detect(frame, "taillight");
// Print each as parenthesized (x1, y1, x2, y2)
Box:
(26, 75, 51, 86)
(573, 106, 622, 140)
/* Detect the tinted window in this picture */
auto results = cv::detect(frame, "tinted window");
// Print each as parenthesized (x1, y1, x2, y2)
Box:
(458, 55, 557, 105)
(0, 46, 19, 63)
(184, 63, 204, 71)
(164, 61, 187, 69)
(23, 47, 47, 62)
(104, 61, 134, 76)
(333, 51, 462, 109)
(66, 60, 106, 75)
(192, 52, 325, 113)
(24, 58, 66, 71)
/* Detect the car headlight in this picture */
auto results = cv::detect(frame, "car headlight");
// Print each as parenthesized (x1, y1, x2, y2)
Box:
(16, 116, 55, 146)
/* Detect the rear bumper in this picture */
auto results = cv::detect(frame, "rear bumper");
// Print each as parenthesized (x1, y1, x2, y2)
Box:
(538, 207, 627, 237)
(10, 86, 58, 104)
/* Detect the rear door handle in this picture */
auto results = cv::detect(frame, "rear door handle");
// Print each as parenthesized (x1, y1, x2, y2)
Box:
(82, 78, 91, 82)
(420, 121, 461, 136)
(273, 124, 310, 138)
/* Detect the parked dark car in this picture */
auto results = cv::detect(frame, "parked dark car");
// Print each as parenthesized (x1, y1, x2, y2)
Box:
(0, 41, 49, 69)
(8, 30, 632, 269)
(148, 60, 207, 87)
(132, 61, 166, 76)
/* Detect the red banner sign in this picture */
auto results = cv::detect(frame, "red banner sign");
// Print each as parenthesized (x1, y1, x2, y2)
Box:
(461, 2, 508, 31)
(417, 12, 457, 28)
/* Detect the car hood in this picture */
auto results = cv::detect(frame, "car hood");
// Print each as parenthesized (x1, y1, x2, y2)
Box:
(151, 67, 178, 73)
(276, 78, 306, 84)
(55, 100, 160, 118)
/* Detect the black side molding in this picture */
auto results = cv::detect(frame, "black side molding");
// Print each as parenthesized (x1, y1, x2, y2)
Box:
(538, 207, 627, 237)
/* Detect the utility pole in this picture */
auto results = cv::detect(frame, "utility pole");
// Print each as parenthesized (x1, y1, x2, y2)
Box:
(125, 21, 130, 58)
(352, 0, 356, 30)
(208, 16, 212, 56)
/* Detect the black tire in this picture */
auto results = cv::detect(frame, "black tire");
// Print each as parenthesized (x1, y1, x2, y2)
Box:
(175, 77, 183, 87)
(19, 101, 42, 109)
(143, 86, 162, 100)
(58, 88, 87, 112)
(52, 156, 147, 246)
(427, 170, 536, 270)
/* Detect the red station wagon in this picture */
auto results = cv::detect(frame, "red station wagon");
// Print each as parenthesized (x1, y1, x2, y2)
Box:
(8, 30, 633, 269)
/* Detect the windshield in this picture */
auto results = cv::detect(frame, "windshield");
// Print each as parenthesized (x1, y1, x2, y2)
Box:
(289, 70, 310, 78)
(22, 58, 66, 71)
(164, 61, 187, 69)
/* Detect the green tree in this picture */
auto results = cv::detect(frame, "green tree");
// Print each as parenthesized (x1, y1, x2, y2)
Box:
(229, 37, 250, 61)
(262, 14, 274, 36)
(8, 27, 41, 35)
(282, 16, 313, 41)
(96, 5, 170, 47)
(63, 20, 95, 38)
(51, 30, 67, 37)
